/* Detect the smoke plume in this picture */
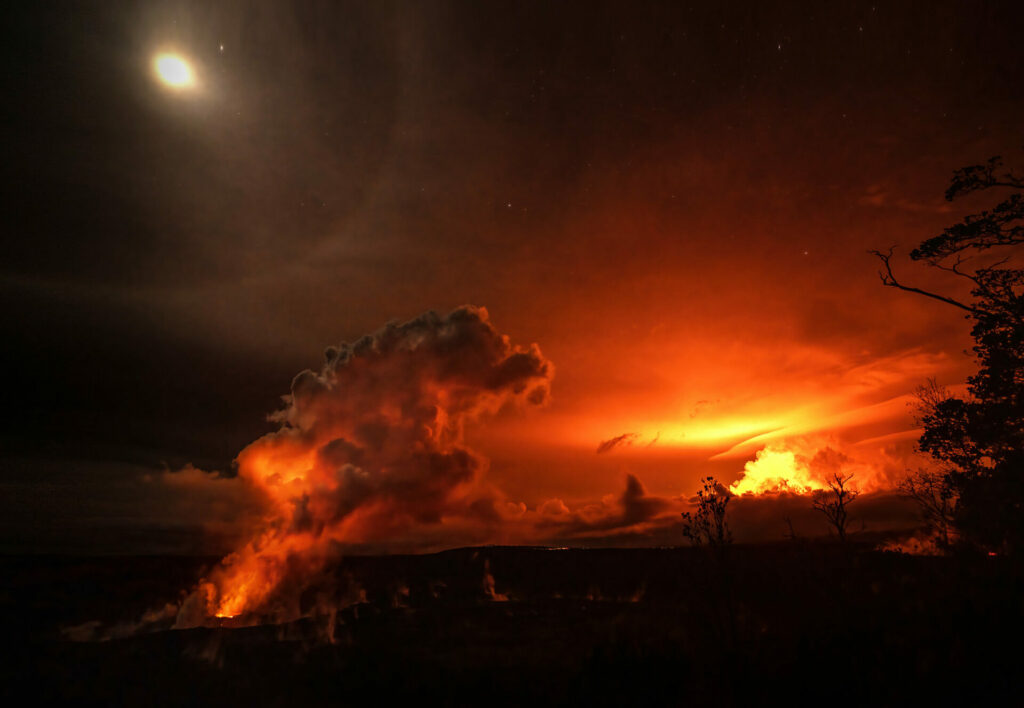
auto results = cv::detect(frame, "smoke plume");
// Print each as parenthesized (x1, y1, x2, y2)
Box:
(176, 306, 553, 624)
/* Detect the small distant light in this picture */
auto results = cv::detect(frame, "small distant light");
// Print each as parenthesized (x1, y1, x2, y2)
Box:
(153, 53, 195, 88)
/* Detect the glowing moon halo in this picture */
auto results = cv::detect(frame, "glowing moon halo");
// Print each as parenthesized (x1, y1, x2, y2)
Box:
(153, 53, 195, 88)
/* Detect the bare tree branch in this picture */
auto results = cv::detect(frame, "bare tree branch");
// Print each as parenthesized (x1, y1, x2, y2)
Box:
(869, 247, 982, 315)
(812, 472, 860, 541)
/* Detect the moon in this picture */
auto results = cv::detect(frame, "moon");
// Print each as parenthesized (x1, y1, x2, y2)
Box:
(153, 53, 195, 89)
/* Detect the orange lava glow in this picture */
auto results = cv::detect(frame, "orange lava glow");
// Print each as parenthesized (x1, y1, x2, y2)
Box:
(727, 439, 894, 497)
(730, 447, 829, 495)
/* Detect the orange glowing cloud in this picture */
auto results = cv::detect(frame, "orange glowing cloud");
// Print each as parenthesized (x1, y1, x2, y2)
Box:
(728, 439, 892, 496)
(176, 306, 554, 624)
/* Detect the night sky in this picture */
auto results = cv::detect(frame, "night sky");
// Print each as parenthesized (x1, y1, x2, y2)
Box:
(4, 0, 1024, 553)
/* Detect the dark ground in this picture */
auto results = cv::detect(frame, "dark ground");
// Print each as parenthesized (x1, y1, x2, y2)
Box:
(1, 545, 1019, 706)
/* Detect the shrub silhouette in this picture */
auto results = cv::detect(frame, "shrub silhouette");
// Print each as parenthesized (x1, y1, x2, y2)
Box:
(681, 477, 732, 547)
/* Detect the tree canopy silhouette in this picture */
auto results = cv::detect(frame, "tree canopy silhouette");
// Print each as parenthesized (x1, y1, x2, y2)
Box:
(873, 153, 1024, 554)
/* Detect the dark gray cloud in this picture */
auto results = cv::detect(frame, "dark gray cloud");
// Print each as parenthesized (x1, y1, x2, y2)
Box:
(596, 433, 640, 454)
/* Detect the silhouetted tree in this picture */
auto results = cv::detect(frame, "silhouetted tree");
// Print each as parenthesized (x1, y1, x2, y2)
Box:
(812, 472, 859, 541)
(681, 477, 732, 547)
(872, 153, 1024, 553)
(897, 381, 960, 549)
(899, 467, 956, 549)
(782, 516, 800, 542)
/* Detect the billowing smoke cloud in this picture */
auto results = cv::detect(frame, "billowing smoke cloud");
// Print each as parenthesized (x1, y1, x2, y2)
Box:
(178, 306, 553, 624)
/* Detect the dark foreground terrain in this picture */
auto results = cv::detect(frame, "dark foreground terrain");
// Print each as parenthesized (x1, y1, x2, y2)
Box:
(1, 545, 1020, 706)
